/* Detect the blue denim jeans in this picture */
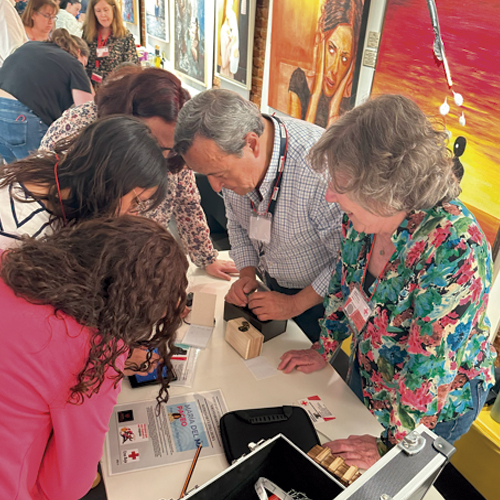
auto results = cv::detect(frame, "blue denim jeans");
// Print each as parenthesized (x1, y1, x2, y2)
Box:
(0, 98, 48, 163)
(348, 358, 487, 445)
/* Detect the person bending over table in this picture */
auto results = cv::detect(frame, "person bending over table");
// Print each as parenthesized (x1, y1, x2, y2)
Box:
(0, 28, 93, 163)
(173, 88, 343, 342)
(279, 94, 496, 469)
(0, 216, 188, 500)
(41, 66, 237, 280)
(0, 115, 168, 248)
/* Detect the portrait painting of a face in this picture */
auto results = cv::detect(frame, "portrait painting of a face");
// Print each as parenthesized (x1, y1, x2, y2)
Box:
(215, 0, 254, 89)
(371, 0, 500, 245)
(268, 0, 366, 129)
(146, 0, 168, 42)
(174, 0, 206, 85)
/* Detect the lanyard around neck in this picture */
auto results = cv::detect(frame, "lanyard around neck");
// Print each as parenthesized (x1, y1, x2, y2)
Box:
(250, 115, 288, 217)
(360, 234, 391, 302)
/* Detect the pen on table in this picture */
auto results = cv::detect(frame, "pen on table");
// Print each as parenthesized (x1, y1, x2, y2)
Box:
(179, 443, 202, 498)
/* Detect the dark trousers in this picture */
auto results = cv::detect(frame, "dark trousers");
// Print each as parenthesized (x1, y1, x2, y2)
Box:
(262, 272, 324, 343)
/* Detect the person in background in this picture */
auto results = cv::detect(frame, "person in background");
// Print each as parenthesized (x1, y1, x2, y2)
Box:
(22, 0, 59, 41)
(56, 0, 82, 36)
(174, 89, 343, 342)
(78, 0, 87, 22)
(0, 0, 28, 67)
(83, 0, 138, 88)
(15, 0, 28, 15)
(0, 216, 188, 499)
(0, 28, 92, 163)
(279, 94, 496, 468)
(41, 66, 238, 280)
(0, 115, 168, 248)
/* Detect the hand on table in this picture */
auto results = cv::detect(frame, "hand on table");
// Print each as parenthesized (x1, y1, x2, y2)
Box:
(224, 275, 259, 307)
(278, 348, 327, 374)
(324, 434, 380, 470)
(247, 290, 298, 321)
(205, 259, 239, 281)
(123, 347, 160, 376)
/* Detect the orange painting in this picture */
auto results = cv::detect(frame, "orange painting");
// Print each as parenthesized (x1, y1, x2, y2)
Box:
(269, 0, 366, 129)
(371, 0, 500, 245)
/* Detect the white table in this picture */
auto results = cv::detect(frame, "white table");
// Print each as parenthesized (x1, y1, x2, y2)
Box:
(101, 258, 444, 500)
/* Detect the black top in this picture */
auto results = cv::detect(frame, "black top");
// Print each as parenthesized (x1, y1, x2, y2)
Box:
(0, 42, 92, 126)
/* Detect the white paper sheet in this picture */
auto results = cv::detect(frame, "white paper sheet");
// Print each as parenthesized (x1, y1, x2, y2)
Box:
(182, 324, 214, 349)
(243, 356, 279, 380)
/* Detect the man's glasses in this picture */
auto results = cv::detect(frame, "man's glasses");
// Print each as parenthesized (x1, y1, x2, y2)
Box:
(36, 11, 58, 20)
(162, 147, 186, 174)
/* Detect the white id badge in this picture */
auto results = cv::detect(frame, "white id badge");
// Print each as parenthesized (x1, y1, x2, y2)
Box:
(248, 213, 272, 244)
(96, 46, 109, 57)
(342, 286, 373, 335)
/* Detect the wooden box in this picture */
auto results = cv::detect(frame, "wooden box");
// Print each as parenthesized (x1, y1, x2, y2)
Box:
(225, 317, 264, 360)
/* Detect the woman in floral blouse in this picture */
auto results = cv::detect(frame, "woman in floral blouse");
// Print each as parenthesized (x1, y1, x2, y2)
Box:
(279, 94, 496, 468)
(83, 0, 138, 88)
(40, 66, 237, 280)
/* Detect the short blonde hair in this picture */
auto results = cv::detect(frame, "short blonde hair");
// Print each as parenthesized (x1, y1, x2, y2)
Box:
(22, 0, 59, 28)
(83, 0, 127, 42)
(309, 94, 460, 216)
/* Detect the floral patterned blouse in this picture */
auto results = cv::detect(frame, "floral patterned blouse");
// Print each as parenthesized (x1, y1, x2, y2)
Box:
(85, 30, 139, 88)
(39, 102, 218, 268)
(318, 200, 496, 446)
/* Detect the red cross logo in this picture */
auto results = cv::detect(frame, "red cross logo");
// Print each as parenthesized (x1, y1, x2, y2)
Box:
(128, 451, 140, 460)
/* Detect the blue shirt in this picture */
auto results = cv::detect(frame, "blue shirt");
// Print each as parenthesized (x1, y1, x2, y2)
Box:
(225, 115, 342, 296)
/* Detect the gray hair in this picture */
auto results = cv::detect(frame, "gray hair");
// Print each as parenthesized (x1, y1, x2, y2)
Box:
(174, 89, 264, 157)
(309, 94, 460, 216)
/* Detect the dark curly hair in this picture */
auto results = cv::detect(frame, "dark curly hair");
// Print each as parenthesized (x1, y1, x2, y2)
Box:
(0, 115, 168, 224)
(0, 216, 188, 405)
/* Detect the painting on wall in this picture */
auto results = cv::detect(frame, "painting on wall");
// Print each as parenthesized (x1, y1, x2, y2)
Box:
(174, 0, 209, 86)
(371, 0, 500, 245)
(268, 0, 368, 129)
(146, 0, 169, 42)
(214, 0, 256, 89)
(121, 0, 137, 24)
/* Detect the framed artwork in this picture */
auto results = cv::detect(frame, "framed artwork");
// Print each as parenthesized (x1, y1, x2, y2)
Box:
(371, 0, 500, 245)
(121, 0, 137, 24)
(174, 0, 214, 87)
(268, 0, 369, 129)
(146, 0, 169, 42)
(214, 0, 256, 90)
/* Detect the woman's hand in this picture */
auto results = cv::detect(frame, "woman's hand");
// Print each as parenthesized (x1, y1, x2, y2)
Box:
(123, 347, 160, 376)
(205, 259, 238, 281)
(324, 434, 380, 470)
(278, 348, 327, 374)
(305, 37, 326, 123)
(327, 61, 354, 127)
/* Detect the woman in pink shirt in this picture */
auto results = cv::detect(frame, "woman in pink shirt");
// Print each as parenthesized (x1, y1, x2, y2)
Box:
(0, 216, 188, 499)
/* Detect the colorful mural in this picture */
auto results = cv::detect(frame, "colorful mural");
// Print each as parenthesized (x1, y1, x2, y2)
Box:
(268, 0, 366, 129)
(371, 0, 500, 244)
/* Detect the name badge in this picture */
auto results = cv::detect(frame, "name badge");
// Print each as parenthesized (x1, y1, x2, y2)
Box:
(249, 213, 272, 244)
(91, 72, 103, 83)
(342, 286, 373, 334)
(96, 46, 109, 57)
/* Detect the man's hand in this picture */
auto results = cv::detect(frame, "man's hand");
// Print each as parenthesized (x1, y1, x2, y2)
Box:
(324, 435, 380, 470)
(123, 347, 160, 376)
(248, 290, 299, 321)
(205, 259, 238, 281)
(225, 275, 259, 307)
(278, 348, 327, 374)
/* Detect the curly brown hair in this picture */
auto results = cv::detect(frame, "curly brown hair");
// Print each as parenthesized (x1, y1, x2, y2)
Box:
(1, 216, 188, 405)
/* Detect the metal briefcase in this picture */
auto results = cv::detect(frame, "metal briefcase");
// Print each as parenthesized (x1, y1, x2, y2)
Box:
(182, 425, 454, 500)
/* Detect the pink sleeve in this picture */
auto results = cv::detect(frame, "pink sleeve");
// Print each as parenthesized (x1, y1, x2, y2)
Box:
(34, 361, 125, 500)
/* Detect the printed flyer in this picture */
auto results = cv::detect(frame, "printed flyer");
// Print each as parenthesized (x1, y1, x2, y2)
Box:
(106, 389, 227, 474)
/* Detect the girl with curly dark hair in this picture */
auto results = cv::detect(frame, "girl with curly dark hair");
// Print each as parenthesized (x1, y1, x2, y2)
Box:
(0, 114, 168, 249)
(0, 215, 188, 499)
